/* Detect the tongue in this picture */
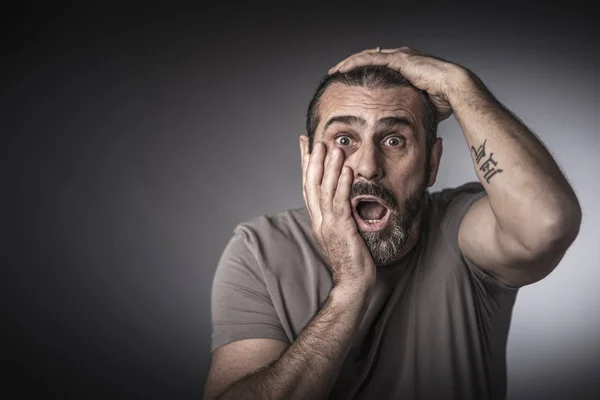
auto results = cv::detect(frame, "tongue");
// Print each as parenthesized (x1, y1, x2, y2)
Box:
(357, 201, 387, 220)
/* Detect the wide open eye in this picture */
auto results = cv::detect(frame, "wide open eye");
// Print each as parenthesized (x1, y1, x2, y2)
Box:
(334, 135, 352, 146)
(382, 136, 405, 147)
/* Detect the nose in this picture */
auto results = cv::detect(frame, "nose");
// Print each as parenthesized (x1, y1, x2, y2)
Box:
(348, 142, 384, 181)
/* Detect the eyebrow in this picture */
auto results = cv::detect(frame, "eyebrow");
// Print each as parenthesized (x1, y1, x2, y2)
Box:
(322, 115, 415, 134)
(375, 116, 414, 131)
(323, 115, 367, 132)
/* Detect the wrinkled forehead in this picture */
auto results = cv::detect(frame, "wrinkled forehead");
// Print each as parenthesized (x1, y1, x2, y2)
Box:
(316, 83, 425, 137)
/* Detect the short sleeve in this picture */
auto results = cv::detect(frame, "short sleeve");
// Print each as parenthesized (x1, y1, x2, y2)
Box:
(437, 182, 519, 294)
(210, 231, 290, 353)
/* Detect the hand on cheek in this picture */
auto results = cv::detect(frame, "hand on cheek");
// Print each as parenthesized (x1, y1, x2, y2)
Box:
(302, 142, 376, 289)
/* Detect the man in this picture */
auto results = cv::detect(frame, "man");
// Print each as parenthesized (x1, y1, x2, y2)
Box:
(203, 47, 582, 400)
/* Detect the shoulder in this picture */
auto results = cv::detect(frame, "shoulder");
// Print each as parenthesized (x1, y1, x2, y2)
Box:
(424, 181, 487, 257)
(234, 207, 311, 246)
(429, 181, 486, 213)
(219, 207, 332, 341)
(231, 207, 316, 271)
(216, 206, 317, 292)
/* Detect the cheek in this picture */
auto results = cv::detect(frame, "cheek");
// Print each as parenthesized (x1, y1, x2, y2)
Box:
(385, 161, 426, 192)
(384, 157, 418, 180)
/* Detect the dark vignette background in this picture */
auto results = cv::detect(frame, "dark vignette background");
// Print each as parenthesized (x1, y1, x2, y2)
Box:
(3, 1, 599, 399)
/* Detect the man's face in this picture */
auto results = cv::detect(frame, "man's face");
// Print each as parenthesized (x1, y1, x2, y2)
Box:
(305, 83, 439, 265)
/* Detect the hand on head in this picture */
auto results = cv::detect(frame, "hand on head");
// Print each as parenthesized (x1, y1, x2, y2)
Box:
(328, 46, 471, 122)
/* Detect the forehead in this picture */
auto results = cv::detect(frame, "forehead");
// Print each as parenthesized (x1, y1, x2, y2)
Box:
(316, 83, 424, 134)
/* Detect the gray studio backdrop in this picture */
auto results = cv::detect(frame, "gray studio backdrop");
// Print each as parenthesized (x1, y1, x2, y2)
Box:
(7, 4, 598, 399)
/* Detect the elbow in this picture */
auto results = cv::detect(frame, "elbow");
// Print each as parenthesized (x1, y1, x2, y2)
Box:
(553, 197, 582, 247)
(522, 200, 582, 256)
(495, 198, 582, 287)
(564, 201, 583, 243)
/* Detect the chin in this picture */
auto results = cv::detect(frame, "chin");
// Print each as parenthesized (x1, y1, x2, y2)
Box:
(357, 213, 409, 266)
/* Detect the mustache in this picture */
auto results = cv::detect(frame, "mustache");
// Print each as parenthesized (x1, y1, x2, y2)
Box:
(349, 181, 398, 209)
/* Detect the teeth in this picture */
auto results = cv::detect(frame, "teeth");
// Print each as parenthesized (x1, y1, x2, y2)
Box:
(365, 219, 381, 224)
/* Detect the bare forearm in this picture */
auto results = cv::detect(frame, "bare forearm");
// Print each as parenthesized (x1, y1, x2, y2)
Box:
(216, 285, 371, 400)
(449, 70, 581, 245)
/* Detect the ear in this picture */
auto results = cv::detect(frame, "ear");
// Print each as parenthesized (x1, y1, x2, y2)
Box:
(299, 134, 310, 161)
(427, 137, 443, 187)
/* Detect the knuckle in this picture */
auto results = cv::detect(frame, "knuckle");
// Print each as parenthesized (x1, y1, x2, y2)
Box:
(320, 190, 330, 203)
(321, 211, 333, 226)
(322, 225, 334, 242)
(333, 207, 343, 220)
(332, 200, 345, 217)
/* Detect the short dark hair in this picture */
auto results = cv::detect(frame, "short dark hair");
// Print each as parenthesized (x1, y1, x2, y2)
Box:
(305, 66, 438, 154)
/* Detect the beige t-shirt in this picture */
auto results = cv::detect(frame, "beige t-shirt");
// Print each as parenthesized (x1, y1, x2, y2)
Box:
(210, 181, 518, 400)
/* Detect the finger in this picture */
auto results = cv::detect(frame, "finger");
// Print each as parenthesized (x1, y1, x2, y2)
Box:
(320, 147, 344, 215)
(331, 48, 414, 74)
(332, 48, 378, 68)
(328, 47, 382, 74)
(334, 52, 401, 74)
(380, 47, 402, 53)
(301, 153, 313, 220)
(305, 141, 326, 224)
(333, 165, 354, 221)
(302, 153, 308, 190)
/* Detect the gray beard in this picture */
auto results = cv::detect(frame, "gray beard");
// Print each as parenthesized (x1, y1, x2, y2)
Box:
(358, 184, 428, 266)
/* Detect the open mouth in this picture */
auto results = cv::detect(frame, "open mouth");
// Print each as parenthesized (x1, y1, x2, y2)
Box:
(351, 195, 391, 232)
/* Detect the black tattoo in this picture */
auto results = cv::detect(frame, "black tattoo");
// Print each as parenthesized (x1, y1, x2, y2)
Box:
(471, 139, 503, 183)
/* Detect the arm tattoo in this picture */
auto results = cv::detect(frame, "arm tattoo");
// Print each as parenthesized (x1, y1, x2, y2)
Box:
(471, 139, 503, 183)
